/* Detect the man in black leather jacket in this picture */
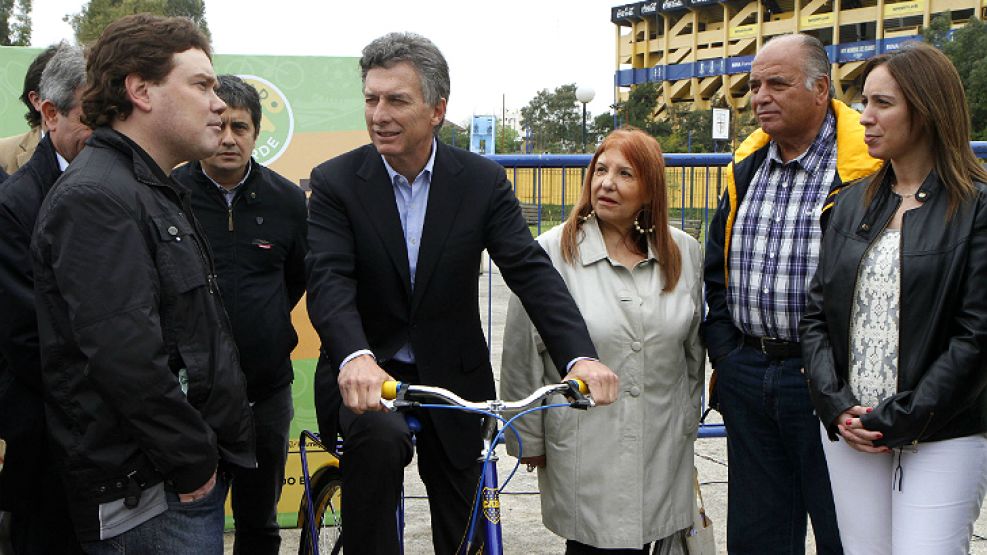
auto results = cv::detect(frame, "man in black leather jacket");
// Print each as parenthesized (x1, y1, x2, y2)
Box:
(173, 75, 307, 555)
(30, 15, 254, 551)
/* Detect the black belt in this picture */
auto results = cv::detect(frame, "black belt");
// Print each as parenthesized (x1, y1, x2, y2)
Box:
(743, 334, 801, 359)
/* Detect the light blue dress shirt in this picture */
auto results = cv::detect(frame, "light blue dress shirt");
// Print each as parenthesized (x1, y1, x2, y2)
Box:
(341, 139, 436, 368)
(382, 140, 436, 291)
(380, 140, 436, 363)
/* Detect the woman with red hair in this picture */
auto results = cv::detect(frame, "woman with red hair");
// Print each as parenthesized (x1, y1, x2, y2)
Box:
(502, 127, 704, 554)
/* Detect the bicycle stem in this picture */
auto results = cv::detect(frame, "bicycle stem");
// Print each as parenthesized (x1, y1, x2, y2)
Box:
(479, 415, 500, 461)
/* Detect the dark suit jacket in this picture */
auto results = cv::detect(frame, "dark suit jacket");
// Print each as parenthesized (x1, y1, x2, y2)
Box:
(306, 141, 597, 468)
(0, 136, 60, 511)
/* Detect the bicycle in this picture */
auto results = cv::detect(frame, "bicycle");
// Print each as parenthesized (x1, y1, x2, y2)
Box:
(297, 378, 593, 554)
(296, 429, 342, 555)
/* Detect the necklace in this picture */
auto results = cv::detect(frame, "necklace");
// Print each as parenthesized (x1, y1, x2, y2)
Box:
(892, 186, 916, 199)
(890, 179, 919, 199)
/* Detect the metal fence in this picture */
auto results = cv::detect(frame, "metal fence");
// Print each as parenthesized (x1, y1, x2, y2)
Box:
(488, 142, 987, 440)
(489, 153, 732, 239)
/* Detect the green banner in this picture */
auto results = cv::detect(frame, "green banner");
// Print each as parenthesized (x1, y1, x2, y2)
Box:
(0, 47, 368, 183)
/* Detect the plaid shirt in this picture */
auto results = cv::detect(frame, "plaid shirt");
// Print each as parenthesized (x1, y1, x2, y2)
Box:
(727, 110, 837, 342)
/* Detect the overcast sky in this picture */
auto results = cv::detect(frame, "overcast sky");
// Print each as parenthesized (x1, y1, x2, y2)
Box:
(30, 0, 619, 126)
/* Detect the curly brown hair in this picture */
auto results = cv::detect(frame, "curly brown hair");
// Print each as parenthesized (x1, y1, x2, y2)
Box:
(82, 13, 211, 128)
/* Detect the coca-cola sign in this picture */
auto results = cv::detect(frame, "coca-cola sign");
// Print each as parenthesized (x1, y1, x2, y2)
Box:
(611, 4, 637, 22)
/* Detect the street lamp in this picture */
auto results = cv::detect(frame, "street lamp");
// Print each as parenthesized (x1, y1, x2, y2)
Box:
(576, 85, 595, 153)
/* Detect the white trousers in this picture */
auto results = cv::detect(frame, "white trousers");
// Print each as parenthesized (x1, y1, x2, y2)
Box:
(821, 425, 987, 555)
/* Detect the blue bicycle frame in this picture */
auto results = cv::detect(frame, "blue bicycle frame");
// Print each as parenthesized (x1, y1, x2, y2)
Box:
(427, 399, 587, 554)
(299, 381, 589, 555)
(478, 415, 504, 553)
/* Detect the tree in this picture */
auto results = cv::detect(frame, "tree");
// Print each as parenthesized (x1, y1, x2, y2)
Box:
(0, 0, 31, 46)
(922, 15, 987, 139)
(67, 0, 210, 45)
(613, 82, 675, 142)
(590, 112, 615, 144)
(667, 105, 715, 152)
(439, 119, 520, 153)
(438, 119, 468, 149)
(495, 122, 520, 154)
(519, 84, 582, 153)
(621, 82, 658, 128)
(165, 0, 208, 32)
(921, 11, 952, 49)
(544, 80, 750, 153)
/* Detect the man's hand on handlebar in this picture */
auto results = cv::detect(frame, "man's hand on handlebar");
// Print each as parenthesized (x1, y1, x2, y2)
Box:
(564, 359, 619, 405)
(338, 354, 393, 414)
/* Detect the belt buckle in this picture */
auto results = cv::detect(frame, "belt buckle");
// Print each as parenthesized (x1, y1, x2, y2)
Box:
(760, 337, 776, 356)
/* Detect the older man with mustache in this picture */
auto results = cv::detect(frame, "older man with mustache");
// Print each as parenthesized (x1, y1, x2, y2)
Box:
(702, 33, 881, 555)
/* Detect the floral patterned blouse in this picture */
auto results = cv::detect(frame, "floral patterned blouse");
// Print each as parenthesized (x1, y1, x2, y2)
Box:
(849, 228, 900, 406)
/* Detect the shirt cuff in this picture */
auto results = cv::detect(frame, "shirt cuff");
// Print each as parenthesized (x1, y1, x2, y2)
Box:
(340, 349, 375, 370)
(566, 356, 598, 372)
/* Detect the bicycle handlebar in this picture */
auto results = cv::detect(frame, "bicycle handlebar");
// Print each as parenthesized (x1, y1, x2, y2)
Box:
(380, 379, 593, 411)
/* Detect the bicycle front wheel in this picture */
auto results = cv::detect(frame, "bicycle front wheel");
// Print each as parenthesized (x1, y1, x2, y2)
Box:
(307, 477, 343, 555)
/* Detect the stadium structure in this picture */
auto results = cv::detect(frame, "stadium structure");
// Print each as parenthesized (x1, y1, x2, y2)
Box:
(611, 0, 979, 114)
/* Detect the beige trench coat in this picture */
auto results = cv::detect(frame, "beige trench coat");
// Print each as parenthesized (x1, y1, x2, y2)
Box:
(0, 126, 40, 174)
(501, 219, 705, 549)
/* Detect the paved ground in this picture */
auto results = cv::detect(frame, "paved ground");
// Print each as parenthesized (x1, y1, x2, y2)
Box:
(227, 266, 987, 554)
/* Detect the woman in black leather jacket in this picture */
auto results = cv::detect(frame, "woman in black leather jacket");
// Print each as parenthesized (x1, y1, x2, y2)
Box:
(801, 42, 987, 555)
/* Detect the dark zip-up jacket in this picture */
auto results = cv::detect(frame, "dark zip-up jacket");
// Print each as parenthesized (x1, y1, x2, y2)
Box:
(32, 128, 256, 541)
(0, 136, 61, 513)
(801, 168, 987, 448)
(173, 160, 307, 402)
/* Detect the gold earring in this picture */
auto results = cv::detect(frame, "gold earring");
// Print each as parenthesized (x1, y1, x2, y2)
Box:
(634, 209, 655, 234)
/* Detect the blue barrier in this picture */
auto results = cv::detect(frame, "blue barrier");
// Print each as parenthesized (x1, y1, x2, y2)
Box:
(488, 154, 594, 167)
(698, 424, 727, 439)
(493, 143, 987, 170)
(489, 153, 732, 167)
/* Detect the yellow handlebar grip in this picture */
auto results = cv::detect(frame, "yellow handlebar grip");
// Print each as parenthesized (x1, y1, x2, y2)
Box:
(572, 379, 589, 394)
(381, 380, 400, 400)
